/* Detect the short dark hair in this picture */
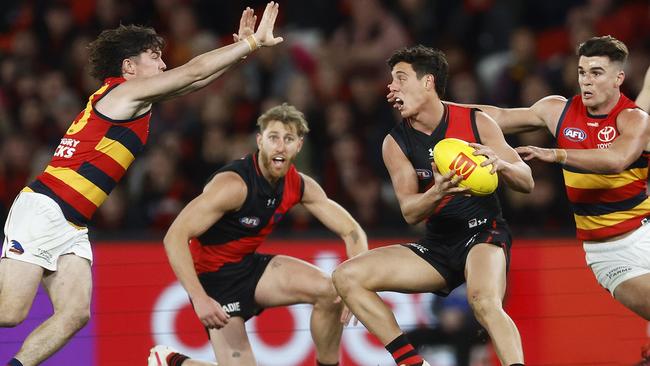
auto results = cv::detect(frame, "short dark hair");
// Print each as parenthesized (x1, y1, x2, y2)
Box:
(87, 25, 165, 81)
(577, 35, 628, 64)
(387, 45, 449, 98)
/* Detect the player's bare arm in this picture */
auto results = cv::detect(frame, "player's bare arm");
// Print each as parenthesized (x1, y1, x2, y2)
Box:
(636, 65, 650, 112)
(461, 95, 567, 135)
(517, 108, 650, 173)
(299, 174, 368, 258)
(97, 2, 283, 120)
(163, 172, 247, 329)
(382, 134, 468, 225)
(471, 112, 534, 193)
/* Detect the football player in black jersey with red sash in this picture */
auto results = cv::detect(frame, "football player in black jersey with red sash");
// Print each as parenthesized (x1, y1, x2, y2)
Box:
(1, 4, 284, 366)
(334, 45, 533, 366)
(150, 103, 368, 366)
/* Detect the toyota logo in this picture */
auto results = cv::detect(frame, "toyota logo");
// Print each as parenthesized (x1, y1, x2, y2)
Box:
(597, 126, 616, 142)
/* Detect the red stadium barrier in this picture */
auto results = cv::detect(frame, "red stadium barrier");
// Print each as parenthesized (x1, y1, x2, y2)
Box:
(27, 238, 649, 365)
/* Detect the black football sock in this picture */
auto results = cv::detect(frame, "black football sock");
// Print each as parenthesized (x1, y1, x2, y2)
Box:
(385, 333, 423, 365)
(167, 352, 190, 366)
(316, 361, 339, 366)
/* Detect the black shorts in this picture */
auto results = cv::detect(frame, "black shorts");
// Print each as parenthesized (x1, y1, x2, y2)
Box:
(404, 222, 512, 297)
(198, 252, 275, 321)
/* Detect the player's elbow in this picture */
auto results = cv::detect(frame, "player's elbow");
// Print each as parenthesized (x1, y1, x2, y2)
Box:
(605, 159, 629, 174)
(595, 158, 629, 174)
(520, 175, 535, 193)
(508, 164, 534, 193)
(402, 212, 422, 226)
(163, 227, 185, 251)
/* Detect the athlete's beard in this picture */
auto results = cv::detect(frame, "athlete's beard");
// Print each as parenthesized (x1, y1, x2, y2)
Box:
(259, 149, 291, 182)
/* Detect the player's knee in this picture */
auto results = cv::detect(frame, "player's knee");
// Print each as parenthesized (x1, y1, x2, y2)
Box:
(59, 304, 91, 330)
(332, 262, 363, 295)
(0, 307, 29, 327)
(312, 273, 338, 305)
(467, 292, 502, 320)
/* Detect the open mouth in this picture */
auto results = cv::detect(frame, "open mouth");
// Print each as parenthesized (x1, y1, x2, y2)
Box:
(582, 91, 593, 98)
(395, 97, 404, 110)
(271, 156, 286, 168)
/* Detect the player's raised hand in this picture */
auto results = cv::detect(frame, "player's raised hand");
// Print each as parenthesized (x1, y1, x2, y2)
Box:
(233, 7, 257, 42)
(253, 2, 283, 47)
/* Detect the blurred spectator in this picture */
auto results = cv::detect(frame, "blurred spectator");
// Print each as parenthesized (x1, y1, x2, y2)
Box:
(448, 71, 483, 104)
(407, 285, 485, 366)
(394, 0, 437, 46)
(34, 3, 78, 70)
(165, 5, 219, 67)
(483, 27, 540, 106)
(129, 146, 196, 230)
(189, 124, 231, 186)
(0, 133, 33, 214)
(94, 186, 128, 230)
(347, 66, 395, 178)
(328, 0, 409, 75)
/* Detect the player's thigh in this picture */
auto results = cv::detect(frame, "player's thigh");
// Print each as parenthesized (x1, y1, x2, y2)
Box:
(208, 317, 255, 366)
(42, 254, 92, 313)
(613, 273, 650, 319)
(465, 243, 507, 299)
(0, 258, 44, 319)
(254, 255, 333, 308)
(335, 244, 446, 293)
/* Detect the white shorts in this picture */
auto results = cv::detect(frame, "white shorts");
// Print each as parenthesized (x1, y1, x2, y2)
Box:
(584, 222, 650, 294)
(2, 192, 92, 271)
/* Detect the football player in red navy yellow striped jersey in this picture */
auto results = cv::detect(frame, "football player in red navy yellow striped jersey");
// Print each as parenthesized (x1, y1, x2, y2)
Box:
(0, 4, 283, 366)
(451, 36, 650, 362)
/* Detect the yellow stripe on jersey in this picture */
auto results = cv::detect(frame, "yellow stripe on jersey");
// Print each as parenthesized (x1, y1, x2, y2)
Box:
(44, 165, 107, 207)
(66, 84, 110, 135)
(95, 136, 135, 170)
(574, 197, 650, 230)
(563, 168, 648, 189)
(21, 187, 34, 193)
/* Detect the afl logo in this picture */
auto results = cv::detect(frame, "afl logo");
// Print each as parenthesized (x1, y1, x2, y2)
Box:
(239, 216, 260, 228)
(563, 127, 586, 142)
(415, 169, 432, 180)
(597, 126, 616, 142)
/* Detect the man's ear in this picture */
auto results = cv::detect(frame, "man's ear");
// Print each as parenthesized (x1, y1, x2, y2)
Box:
(122, 57, 135, 76)
(615, 70, 625, 88)
(296, 137, 304, 153)
(426, 74, 435, 91)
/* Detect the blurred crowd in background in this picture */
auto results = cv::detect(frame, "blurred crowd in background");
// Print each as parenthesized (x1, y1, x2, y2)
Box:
(0, 0, 649, 240)
(1, 1, 649, 365)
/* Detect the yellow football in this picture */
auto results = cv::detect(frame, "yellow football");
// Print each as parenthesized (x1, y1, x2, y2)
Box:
(432, 138, 498, 196)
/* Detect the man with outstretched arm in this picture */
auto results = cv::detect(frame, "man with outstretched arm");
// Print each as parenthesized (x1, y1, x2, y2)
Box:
(0, 3, 282, 366)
